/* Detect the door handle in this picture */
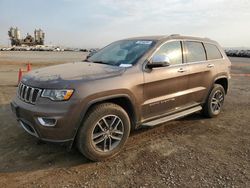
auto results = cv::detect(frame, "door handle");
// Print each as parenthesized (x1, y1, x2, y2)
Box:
(207, 64, 215, 68)
(177, 68, 187, 73)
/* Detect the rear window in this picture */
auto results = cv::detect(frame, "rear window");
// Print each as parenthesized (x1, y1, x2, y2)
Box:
(184, 41, 206, 63)
(204, 43, 223, 60)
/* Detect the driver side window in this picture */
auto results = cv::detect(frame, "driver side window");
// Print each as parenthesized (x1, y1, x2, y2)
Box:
(155, 41, 183, 65)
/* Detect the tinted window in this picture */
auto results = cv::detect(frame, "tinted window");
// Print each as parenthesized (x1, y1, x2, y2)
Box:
(154, 41, 182, 65)
(204, 43, 222, 60)
(185, 41, 206, 62)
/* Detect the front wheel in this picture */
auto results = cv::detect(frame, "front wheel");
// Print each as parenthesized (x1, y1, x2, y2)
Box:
(77, 103, 131, 161)
(202, 84, 225, 118)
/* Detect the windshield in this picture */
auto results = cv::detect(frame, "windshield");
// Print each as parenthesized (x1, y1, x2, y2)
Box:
(88, 40, 156, 66)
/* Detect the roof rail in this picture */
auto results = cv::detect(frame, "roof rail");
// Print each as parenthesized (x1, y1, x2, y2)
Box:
(170, 34, 180, 37)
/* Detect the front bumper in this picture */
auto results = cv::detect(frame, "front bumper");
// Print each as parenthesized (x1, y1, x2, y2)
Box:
(11, 96, 81, 142)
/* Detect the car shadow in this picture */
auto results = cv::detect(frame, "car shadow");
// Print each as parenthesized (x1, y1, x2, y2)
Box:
(0, 103, 206, 173)
(0, 103, 92, 173)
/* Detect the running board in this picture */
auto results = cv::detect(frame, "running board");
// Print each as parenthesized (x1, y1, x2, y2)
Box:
(143, 105, 202, 127)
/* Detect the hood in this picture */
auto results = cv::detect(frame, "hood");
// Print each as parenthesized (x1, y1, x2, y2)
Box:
(22, 62, 126, 88)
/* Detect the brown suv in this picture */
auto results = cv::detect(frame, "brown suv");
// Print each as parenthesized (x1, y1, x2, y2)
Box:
(11, 35, 231, 161)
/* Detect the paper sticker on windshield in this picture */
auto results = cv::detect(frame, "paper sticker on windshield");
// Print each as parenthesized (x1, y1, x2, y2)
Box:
(119, 64, 132, 68)
(135, 41, 152, 45)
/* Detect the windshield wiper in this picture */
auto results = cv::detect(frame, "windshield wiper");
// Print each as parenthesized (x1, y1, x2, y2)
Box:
(91, 61, 113, 65)
(83, 59, 116, 66)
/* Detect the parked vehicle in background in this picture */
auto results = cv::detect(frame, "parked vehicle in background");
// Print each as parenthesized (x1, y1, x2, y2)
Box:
(11, 35, 231, 161)
(225, 49, 250, 57)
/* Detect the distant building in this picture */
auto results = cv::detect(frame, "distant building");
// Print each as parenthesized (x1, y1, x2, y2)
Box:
(8, 27, 45, 46)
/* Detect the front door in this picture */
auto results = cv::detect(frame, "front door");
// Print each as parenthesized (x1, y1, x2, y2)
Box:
(142, 41, 190, 120)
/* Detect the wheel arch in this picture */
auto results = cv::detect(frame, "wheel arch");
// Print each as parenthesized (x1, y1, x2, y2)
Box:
(202, 75, 228, 106)
(87, 95, 138, 129)
(214, 76, 228, 94)
(69, 94, 138, 149)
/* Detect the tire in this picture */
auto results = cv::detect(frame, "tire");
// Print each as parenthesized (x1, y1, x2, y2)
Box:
(77, 103, 131, 161)
(202, 84, 225, 118)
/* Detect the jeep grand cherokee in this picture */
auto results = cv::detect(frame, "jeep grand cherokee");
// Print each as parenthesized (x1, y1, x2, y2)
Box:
(11, 35, 231, 161)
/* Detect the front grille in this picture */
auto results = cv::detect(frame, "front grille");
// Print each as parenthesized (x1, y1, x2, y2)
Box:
(18, 82, 42, 104)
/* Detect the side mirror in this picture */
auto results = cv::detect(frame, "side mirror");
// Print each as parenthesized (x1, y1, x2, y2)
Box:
(147, 54, 170, 69)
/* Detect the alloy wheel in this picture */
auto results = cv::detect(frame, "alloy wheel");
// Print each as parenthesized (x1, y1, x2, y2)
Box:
(210, 90, 224, 114)
(91, 115, 124, 152)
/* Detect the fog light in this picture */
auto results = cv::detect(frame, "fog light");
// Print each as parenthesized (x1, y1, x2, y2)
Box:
(37, 117, 57, 127)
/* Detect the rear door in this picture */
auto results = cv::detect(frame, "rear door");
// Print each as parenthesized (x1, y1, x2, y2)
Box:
(183, 41, 218, 105)
(142, 40, 190, 120)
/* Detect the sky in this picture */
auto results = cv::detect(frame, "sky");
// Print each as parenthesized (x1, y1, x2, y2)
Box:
(0, 0, 250, 48)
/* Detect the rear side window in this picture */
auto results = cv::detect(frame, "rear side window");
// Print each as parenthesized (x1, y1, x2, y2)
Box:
(155, 41, 183, 65)
(184, 41, 206, 63)
(204, 43, 223, 60)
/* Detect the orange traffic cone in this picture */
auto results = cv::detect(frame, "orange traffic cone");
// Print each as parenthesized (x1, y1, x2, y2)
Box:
(18, 68, 23, 84)
(27, 63, 31, 72)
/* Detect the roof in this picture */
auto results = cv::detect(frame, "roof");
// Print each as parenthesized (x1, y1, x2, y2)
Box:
(123, 34, 216, 43)
(124, 35, 169, 41)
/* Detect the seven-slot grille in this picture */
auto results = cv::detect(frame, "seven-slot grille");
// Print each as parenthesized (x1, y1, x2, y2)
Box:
(18, 83, 42, 104)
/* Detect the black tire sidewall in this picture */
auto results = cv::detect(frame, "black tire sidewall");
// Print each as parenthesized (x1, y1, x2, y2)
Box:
(205, 84, 225, 118)
(77, 103, 130, 161)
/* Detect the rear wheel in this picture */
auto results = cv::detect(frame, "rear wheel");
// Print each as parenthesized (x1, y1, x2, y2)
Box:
(203, 84, 225, 118)
(77, 103, 130, 161)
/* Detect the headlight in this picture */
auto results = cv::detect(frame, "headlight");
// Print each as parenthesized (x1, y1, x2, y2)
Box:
(41, 89, 74, 101)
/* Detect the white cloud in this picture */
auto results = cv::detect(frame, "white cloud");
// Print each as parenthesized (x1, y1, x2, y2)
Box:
(88, 0, 250, 47)
(1, 0, 250, 47)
